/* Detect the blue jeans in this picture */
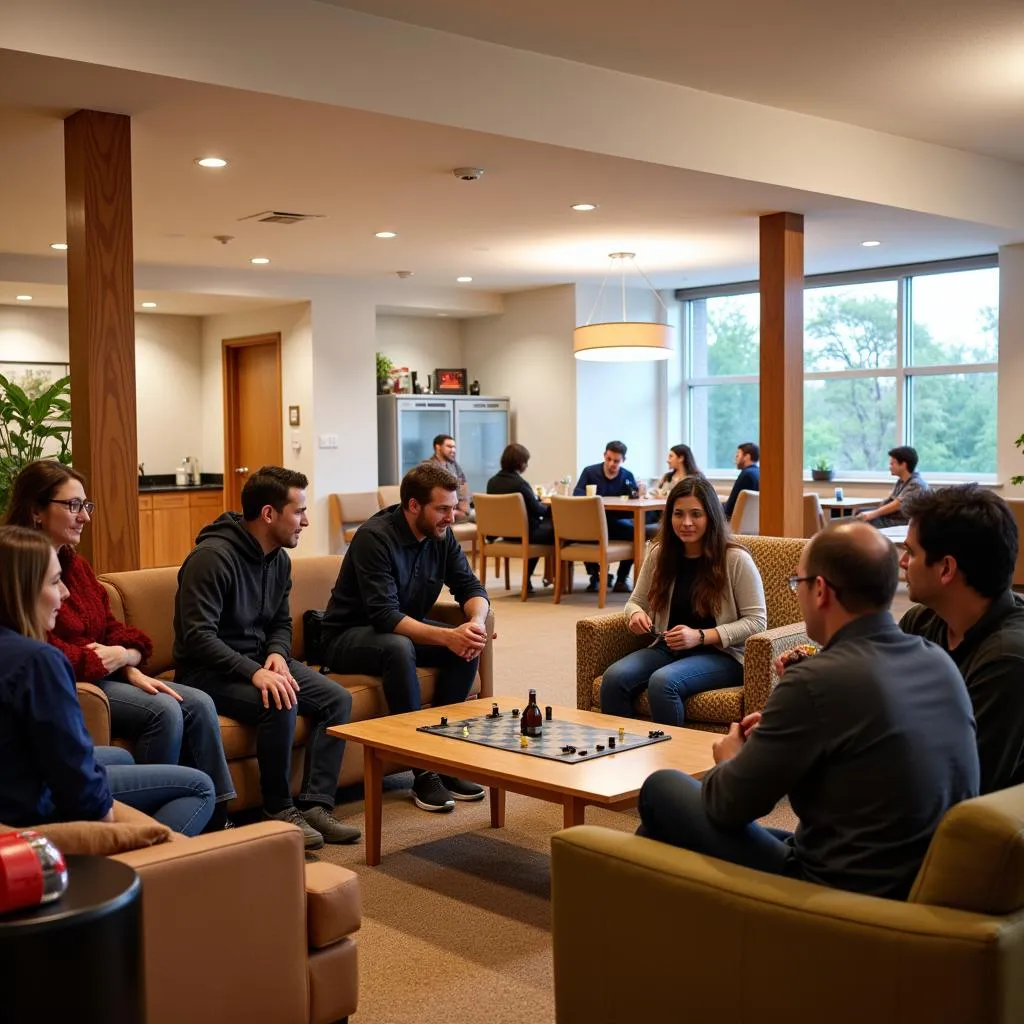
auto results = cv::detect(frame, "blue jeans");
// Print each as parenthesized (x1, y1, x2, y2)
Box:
(638, 770, 797, 877)
(600, 643, 743, 725)
(95, 747, 215, 836)
(95, 677, 235, 803)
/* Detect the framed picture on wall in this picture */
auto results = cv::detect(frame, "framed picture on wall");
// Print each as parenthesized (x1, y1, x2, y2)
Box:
(434, 367, 468, 394)
(0, 360, 70, 401)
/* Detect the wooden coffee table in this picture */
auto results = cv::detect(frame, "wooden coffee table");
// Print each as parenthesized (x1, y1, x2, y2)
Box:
(329, 696, 718, 865)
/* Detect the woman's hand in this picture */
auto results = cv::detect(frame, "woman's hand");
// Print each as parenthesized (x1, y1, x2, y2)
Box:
(86, 643, 140, 673)
(663, 625, 702, 651)
(124, 666, 183, 702)
(628, 610, 653, 635)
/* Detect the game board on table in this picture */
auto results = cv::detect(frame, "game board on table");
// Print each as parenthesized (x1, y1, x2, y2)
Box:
(416, 704, 671, 763)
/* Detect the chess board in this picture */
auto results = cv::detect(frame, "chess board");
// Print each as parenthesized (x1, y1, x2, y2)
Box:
(417, 709, 671, 763)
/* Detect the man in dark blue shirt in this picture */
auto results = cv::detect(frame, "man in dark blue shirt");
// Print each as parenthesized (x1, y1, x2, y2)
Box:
(723, 441, 760, 520)
(322, 463, 491, 813)
(573, 440, 637, 593)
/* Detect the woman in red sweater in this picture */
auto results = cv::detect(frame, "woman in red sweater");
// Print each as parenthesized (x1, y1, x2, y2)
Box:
(5, 461, 235, 828)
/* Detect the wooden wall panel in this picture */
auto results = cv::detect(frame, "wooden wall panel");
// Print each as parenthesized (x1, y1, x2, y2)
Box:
(759, 212, 805, 537)
(65, 109, 139, 572)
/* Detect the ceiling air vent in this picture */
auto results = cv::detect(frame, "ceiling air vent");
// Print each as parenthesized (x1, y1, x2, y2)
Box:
(237, 210, 326, 225)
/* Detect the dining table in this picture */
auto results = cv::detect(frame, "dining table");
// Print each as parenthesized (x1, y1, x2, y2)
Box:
(818, 495, 880, 518)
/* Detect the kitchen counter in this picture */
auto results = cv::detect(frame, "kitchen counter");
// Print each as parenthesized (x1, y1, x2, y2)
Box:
(138, 474, 224, 493)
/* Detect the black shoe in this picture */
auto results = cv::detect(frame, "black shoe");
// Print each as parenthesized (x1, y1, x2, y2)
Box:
(412, 771, 455, 812)
(586, 575, 600, 593)
(439, 775, 485, 801)
(526, 580, 536, 594)
(613, 578, 632, 593)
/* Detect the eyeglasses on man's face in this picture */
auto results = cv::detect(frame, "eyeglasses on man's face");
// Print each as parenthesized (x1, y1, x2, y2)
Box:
(787, 573, 841, 598)
(48, 498, 95, 515)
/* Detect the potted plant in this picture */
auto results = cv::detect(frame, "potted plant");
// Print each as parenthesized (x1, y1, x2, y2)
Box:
(1013, 434, 1024, 486)
(375, 352, 394, 394)
(811, 457, 834, 483)
(0, 371, 72, 515)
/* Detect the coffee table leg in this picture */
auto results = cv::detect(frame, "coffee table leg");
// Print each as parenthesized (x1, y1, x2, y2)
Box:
(489, 787, 506, 828)
(563, 796, 586, 828)
(363, 746, 383, 866)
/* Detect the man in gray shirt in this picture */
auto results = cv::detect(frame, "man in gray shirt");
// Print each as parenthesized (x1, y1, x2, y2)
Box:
(858, 445, 929, 529)
(637, 521, 979, 900)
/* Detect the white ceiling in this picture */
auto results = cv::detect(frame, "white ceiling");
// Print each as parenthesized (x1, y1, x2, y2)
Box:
(325, 0, 1024, 164)
(0, 47, 1015, 306)
(0, 283, 288, 316)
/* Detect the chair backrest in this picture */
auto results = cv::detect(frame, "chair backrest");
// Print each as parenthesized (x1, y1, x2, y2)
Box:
(802, 493, 826, 538)
(909, 782, 1024, 916)
(473, 492, 528, 540)
(732, 535, 806, 629)
(377, 484, 401, 509)
(731, 489, 760, 535)
(1003, 499, 1024, 587)
(99, 566, 181, 675)
(329, 491, 380, 551)
(550, 495, 609, 546)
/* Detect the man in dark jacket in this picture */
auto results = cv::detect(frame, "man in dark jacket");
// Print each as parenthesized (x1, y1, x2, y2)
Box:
(322, 462, 491, 813)
(486, 442, 553, 594)
(173, 466, 359, 850)
(722, 441, 760, 520)
(900, 484, 1024, 794)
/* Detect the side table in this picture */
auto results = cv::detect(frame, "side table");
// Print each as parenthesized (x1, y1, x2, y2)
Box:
(0, 853, 144, 1023)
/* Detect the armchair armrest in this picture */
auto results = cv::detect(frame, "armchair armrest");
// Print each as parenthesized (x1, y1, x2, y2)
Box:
(428, 600, 496, 698)
(77, 682, 111, 747)
(742, 621, 809, 715)
(575, 613, 646, 710)
(552, 826, 1017, 1024)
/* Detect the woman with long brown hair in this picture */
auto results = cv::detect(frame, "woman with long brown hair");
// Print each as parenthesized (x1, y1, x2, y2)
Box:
(653, 444, 700, 497)
(600, 476, 767, 725)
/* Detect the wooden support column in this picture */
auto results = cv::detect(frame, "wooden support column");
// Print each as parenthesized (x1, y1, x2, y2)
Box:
(65, 110, 139, 572)
(759, 212, 804, 538)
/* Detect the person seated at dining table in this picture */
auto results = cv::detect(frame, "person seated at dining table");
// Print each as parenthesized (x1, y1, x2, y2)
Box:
(0, 524, 215, 836)
(857, 446, 929, 529)
(652, 444, 701, 497)
(722, 442, 760, 520)
(485, 443, 554, 594)
(4, 459, 236, 832)
(599, 476, 767, 725)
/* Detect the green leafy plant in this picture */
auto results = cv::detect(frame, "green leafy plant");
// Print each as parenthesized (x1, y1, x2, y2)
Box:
(1013, 434, 1024, 486)
(812, 457, 833, 472)
(0, 372, 72, 515)
(375, 352, 394, 382)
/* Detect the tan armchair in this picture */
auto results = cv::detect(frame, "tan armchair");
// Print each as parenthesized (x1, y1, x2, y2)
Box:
(376, 484, 400, 508)
(550, 495, 634, 608)
(730, 489, 759, 534)
(329, 491, 380, 552)
(473, 491, 554, 601)
(552, 783, 1024, 1024)
(576, 535, 809, 730)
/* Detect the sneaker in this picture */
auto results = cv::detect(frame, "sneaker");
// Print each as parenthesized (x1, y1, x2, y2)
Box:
(439, 775, 485, 801)
(613, 578, 632, 593)
(265, 806, 325, 850)
(586, 575, 600, 593)
(301, 805, 362, 845)
(412, 771, 455, 812)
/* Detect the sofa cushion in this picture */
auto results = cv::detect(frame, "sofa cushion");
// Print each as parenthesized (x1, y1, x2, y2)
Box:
(590, 677, 742, 724)
(0, 812, 172, 855)
(100, 566, 180, 675)
(288, 555, 344, 661)
(305, 861, 362, 949)
(909, 783, 1024, 915)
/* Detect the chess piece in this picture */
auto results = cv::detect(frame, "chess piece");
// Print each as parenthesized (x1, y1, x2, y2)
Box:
(545, 706, 552, 721)
(608, 736, 616, 749)
(618, 726, 625, 741)
(490, 702, 500, 718)
(519, 735, 528, 749)
(462, 726, 469, 737)
(440, 716, 448, 727)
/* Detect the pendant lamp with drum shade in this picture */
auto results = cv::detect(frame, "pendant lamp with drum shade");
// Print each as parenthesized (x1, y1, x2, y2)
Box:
(574, 252, 673, 362)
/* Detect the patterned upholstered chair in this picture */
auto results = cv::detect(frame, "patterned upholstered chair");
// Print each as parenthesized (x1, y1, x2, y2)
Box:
(576, 535, 809, 732)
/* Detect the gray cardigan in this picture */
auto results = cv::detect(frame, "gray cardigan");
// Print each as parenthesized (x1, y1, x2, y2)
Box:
(624, 544, 767, 664)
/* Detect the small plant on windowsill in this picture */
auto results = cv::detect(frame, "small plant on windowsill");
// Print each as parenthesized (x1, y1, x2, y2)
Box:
(811, 458, 834, 483)
(1012, 434, 1024, 486)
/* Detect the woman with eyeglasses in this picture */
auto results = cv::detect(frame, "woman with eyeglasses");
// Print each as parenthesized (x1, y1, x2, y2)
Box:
(0, 524, 214, 834)
(600, 476, 767, 725)
(4, 460, 235, 830)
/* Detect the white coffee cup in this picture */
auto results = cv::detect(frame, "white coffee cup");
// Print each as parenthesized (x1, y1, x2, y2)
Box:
(585, 484, 597, 497)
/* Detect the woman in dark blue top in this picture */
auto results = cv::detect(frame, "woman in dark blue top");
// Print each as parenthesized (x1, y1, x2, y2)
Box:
(0, 525, 215, 835)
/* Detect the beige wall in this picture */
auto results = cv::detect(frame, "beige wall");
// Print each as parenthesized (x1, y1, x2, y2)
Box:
(376, 315, 463, 389)
(0, 305, 204, 475)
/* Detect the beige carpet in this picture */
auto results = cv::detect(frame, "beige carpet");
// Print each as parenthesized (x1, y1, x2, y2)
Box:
(313, 558, 852, 1024)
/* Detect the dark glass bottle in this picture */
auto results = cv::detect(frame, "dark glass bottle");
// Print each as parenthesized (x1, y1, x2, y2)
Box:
(521, 689, 543, 737)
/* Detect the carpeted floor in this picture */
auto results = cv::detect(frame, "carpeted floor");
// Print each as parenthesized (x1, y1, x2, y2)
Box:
(311, 558, 885, 1023)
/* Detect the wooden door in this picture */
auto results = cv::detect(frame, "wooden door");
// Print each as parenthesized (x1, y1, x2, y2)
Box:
(223, 334, 283, 511)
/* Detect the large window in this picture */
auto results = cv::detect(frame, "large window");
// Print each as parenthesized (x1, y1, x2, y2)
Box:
(682, 260, 998, 478)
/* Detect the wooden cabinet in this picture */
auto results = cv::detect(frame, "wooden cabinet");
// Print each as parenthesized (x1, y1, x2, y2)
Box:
(139, 490, 224, 568)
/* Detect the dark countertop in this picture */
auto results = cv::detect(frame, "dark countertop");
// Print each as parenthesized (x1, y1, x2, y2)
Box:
(139, 483, 223, 493)
(138, 474, 224, 493)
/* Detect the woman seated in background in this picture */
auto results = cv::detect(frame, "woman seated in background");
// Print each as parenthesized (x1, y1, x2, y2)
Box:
(653, 444, 700, 497)
(485, 443, 554, 594)
(0, 525, 215, 834)
(600, 476, 766, 726)
(4, 460, 235, 830)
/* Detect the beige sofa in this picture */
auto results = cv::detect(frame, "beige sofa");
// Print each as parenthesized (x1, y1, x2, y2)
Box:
(552, 783, 1024, 1024)
(576, 535, 809, 731)
(78, 554, 494, 811)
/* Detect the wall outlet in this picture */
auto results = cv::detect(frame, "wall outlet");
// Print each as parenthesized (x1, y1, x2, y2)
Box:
(318, 433, 339, 449)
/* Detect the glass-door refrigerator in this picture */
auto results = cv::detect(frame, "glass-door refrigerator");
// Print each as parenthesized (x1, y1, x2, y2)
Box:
(454, 397, 510, 496)
(377, 396, 454, 485)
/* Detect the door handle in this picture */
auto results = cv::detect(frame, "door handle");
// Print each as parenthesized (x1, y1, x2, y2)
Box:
(234, 466, 249, 474)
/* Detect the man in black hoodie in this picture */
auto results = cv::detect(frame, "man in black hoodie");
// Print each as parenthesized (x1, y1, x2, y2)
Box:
(173, 467, 359, 850)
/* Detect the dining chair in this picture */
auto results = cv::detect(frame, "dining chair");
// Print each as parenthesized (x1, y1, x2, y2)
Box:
(550, 496, 634, 609)
(802, 492, 826, 538)
(730, 490, 760, 535)
(376, 484, 401, 509)
(472, 492, 555, 601)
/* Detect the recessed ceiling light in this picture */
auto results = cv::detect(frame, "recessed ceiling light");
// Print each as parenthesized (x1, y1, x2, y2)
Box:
(571, 203, 599, 212)
(861, 240, 882, 247)
(195, 157, 228, 168)
(437, 313, 449, 317)
(141, 301, 157, 308)
(50, 242, 68, 251)
(250, 257, 271, 265)
(456, 276, 473, 283)
(15, 295, 32, 301)
(375, 231, 398, 239)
